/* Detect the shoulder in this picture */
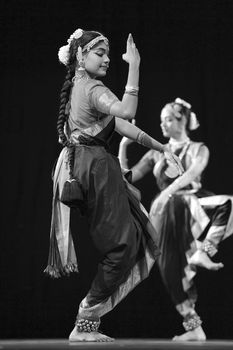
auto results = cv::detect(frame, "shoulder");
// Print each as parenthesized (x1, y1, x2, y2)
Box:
(85, 79, 105, 92)
(188, 141, 209, 159)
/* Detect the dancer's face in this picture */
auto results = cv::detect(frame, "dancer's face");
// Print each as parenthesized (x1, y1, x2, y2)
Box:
(83, 42, 110, 78)
(160, 107, 185, 139)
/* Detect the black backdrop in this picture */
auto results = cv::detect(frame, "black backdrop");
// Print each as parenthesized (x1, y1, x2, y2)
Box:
(1, 0, 233, 340)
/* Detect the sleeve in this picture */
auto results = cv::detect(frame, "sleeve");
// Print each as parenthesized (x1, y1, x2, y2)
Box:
(86, 80, 119, 115)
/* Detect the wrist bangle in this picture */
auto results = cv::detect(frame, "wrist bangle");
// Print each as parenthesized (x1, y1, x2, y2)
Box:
(125, 85, 139, 92)
(125, 86, 139, 96)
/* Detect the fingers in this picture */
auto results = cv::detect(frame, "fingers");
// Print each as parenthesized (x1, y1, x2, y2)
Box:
(126, 33, 133, 51)
(128, 33, 133, 44)
(127, 33, 136, 50)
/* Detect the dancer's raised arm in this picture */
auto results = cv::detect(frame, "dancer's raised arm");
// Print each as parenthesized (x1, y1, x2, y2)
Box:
(110, 34, 140, 119)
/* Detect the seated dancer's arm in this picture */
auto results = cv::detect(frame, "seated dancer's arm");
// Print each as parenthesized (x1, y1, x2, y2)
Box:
(118, 137, 155, 182)
(115, 118, 183, 180)
(165, 145, 210, 196)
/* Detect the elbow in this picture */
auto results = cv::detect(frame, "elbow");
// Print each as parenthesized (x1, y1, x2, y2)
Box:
(122, 110, 135, 120)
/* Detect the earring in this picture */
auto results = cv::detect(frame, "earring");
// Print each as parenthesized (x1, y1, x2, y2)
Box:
(77, 46, 85, 71)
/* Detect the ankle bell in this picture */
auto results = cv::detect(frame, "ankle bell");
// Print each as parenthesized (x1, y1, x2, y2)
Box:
(75, 318, 100, 333)
(183, 313, 202, 332)
(201, 239, 217, 257)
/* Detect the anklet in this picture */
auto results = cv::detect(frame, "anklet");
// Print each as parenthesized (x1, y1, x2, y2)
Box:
(201, 239, 217, 257)
(183, 313, 202, 331)
(75, 318, 100, 332)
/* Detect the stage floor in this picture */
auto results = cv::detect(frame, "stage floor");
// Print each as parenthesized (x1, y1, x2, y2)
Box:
(1, 339, 233, 350)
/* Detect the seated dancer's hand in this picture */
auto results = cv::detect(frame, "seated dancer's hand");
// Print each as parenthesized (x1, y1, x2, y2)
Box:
(122, 34, 140, 66)
(163, 150, 184, 177)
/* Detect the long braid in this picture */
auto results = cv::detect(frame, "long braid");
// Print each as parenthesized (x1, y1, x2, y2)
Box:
(57, 68, 74, 147)
(57, 67, 76, 179)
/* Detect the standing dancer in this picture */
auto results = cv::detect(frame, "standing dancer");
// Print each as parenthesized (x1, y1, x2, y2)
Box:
(45, 29, 182, 342)
(119, 98, 233, 341)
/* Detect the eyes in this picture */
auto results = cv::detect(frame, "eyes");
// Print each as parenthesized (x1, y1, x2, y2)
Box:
(161, 118, 173, 124)
(94, 47, 110, 58)
(95, 52, 110, 60)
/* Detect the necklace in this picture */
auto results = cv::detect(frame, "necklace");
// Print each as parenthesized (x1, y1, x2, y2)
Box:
(169, 136, 190, 147)
(73, 70, 90, 83)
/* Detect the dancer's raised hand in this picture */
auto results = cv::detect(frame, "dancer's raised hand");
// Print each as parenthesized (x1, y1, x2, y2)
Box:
(122, 34, 140, 67)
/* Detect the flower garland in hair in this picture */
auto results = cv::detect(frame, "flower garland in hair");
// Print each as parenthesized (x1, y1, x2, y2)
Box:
(58, 28, 84, 66)
(175, 97, 191, 109)
(175, 97, 200, 130)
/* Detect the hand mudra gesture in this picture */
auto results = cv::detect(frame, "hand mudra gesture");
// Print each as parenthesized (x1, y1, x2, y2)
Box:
(122, 33, 140, 66)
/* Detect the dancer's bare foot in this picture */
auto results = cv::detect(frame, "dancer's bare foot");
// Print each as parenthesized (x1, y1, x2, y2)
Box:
(69, 326, 114, 342)
(189, 250, 224, 271)
(173, 326, 206, 341)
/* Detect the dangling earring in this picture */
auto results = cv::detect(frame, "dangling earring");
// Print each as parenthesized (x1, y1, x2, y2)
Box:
(77, 46, 85, 71)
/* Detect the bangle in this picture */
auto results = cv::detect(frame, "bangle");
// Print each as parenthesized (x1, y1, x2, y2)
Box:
(125, 86, 139, 96)
(125, 85, 139, 92)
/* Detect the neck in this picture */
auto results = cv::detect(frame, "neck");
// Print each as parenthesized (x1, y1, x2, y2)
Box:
(169, 132, 189, 144)
(169, 135, 190, 149)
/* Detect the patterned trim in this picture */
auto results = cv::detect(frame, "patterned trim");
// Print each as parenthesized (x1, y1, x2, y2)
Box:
(76, 318, 100, 332)
(201, 239, 217, 257)
(183, 313, 202, 331)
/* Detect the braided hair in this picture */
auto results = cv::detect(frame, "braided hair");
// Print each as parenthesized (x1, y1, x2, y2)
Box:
(57, 31, 104, 147)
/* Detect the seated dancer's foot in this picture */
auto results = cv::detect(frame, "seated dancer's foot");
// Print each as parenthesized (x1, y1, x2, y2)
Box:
(189, 250, 224, 271)
(69, 327, 114, 342)
(173, 326, 206, 341)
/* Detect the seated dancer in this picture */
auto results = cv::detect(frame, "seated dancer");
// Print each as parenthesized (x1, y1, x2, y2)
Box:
(44, 29, 182, 342)
(118, 98, 233, 341)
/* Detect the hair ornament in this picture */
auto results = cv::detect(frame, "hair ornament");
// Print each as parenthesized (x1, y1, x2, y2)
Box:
(67, 28, 84, 44)
(189, 112, 200, 130)
(58, 28, 84, 66)
(83, 35, 109, 52)
(175, 98, 200, 130)
(175, 97, 191, 109)
(77, 46, 85, 70)
(58, 45, 70, 66)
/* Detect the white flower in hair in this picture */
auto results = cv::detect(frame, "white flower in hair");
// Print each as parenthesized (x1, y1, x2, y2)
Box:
(58, 44, 70, 65)
(67, 28, 83, 44)
(58, 28, 84, 66)
(175, 97, 191, 109)
(189, 112, 200, 130)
